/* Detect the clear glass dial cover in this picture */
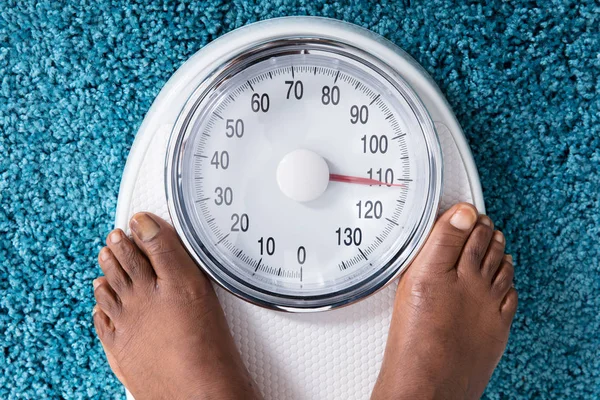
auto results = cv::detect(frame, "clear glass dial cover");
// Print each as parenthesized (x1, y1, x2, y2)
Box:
(167, 41, 441, 311)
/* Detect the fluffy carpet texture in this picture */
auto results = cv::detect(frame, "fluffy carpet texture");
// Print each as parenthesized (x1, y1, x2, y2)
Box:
(1, 0, 599, 398)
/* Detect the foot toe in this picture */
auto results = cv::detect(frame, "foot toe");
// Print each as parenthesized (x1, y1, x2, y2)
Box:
(98, 247, 132, 295)
(92, 305, 115, 344)
(456, 215, 494, 276)
(92, 305, 128, 384)
(480, 231, 506, 281)
(106, 229, 156, 284)
(129, 212, 205, 281)
(93, 277, 122, 321)
(491, 256, 514, 299)
(411, 203, 478, 274)
(500, 287, 518, 322)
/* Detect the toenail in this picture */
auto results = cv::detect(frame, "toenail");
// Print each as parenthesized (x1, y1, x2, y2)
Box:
(93, 279, 101, 290)
(479, 216, 492, 227)
(110, 231, 122, 244)
(130, 213, 161, 242)
(92, 305, 98, 316)
(449, 206, 477, 231)
(99, 248, 110, 262)
(505, 254, 513, 265)
(494, 231, 505, 244)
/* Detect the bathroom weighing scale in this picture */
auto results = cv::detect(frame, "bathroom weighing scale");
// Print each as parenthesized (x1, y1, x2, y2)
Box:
(116, 17, 484, 400)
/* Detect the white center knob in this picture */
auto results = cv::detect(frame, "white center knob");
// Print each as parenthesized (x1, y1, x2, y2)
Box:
(276, 149, 330, 202)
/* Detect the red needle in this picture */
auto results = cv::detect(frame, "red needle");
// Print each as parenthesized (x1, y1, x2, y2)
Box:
(329, 173, 405, 187)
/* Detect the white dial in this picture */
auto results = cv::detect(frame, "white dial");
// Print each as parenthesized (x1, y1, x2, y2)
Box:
(167, 41, 441, 311)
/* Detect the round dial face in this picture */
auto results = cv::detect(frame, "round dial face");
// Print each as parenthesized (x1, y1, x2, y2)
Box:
(168, 42, 441, 311)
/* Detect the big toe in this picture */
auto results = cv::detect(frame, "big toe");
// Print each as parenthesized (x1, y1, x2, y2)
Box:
(129, 213, 208, 284)
(409, 203, 479, 274)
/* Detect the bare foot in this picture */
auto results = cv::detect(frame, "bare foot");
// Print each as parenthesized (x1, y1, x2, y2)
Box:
(372, 203, 518, 400)
(92, 212, 261, 399)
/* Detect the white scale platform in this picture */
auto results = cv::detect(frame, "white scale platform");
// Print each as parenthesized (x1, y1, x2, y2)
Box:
(116, 17, 484, 400)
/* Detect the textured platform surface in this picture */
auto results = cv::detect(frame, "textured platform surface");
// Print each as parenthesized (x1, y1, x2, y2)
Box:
(121, 121, 475, 400)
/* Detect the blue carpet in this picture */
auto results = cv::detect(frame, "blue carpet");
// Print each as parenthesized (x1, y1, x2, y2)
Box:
(1, 0, 599, 398)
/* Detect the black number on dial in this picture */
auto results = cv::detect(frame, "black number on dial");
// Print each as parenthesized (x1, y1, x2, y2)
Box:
(321, 85, 340, 105)
(361, 135, 388, 154)
(251, 93, 270, 112)
(367, 168, 394, 186)
(214, 187, 233, 205)
(356, 200, 383, 219)
(231, 213, 249, 232)
(285, 80, 304, 99)
(211, 151, 230, 169)
(350, 105, 368, 124)
(225, 119, 244, 138)
(336, 228, 362, 246)
(258, 237, 275, 255)
(297, 246, 306, 264)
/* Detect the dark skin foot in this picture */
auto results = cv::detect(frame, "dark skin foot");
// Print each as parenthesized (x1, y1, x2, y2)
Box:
(371, 203, 518, 400)
(92, 212, 261, 400)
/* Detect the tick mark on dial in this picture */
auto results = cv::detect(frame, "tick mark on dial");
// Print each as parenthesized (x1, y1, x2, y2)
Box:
(194, 154, 207, 158)
(195, 197, 210, 203)
(369, 94, 380, 105)
(385, 113, 393, 120)
(291, 66, 294, 78)
(268, 71, 273, 79)
(214, 113, 224, 120)
(355, 81, 360, 89)
(392, 133, 407, 140)
(334, 70, 340, 83)
(255, 258, 262, 272)
(277, 268, 282, 276)
(396, 178, 413, 182)
(385, 218, 399, 226)
(216, 233, 230, 246)
(247, 80, 254, 91)
(358, 248, 368, 261)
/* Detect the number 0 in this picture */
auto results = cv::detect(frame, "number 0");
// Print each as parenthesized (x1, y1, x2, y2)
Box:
(297, 246, 306, 264)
